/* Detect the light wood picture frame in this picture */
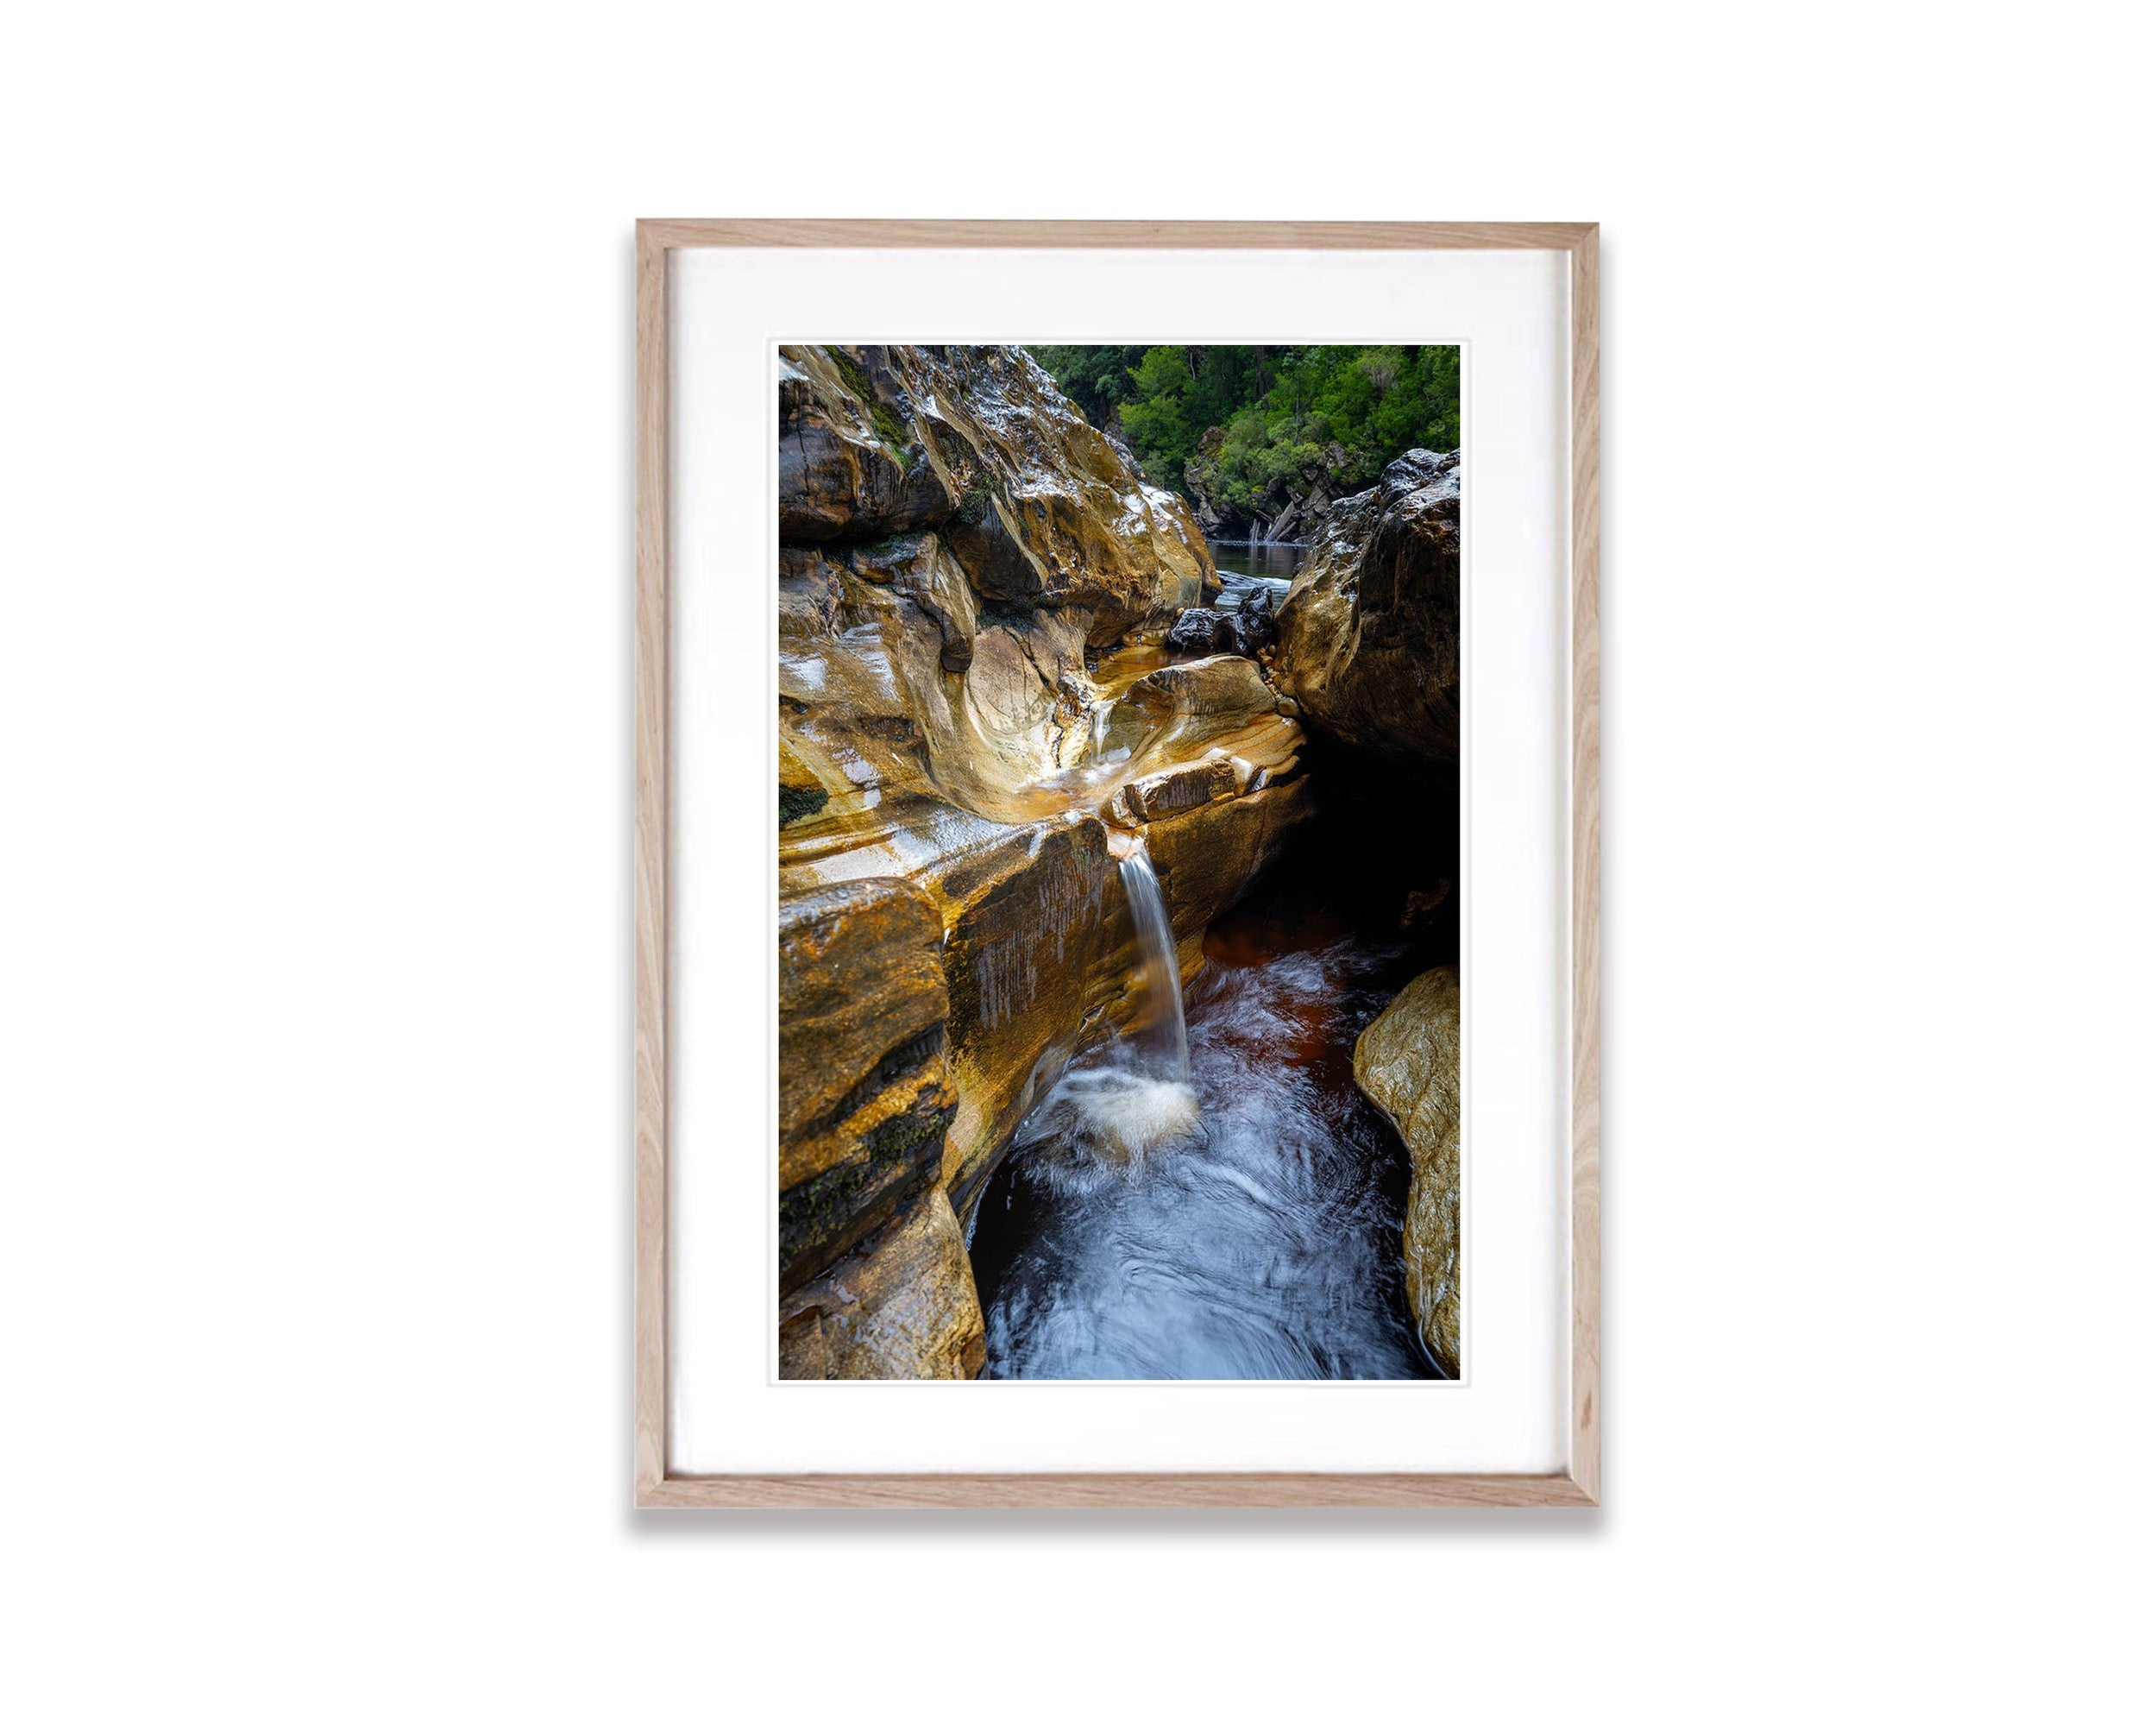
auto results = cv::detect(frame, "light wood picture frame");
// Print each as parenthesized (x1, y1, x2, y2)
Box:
(635, 220, 1599, 1507)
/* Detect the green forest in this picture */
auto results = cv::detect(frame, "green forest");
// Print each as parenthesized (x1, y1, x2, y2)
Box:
(1027, 344, 1461, 515)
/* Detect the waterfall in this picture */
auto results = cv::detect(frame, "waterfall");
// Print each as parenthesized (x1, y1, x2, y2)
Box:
(1118, 839, 1189, 1079)
(1003, 834, 1198, 1169)
(1091, 697, 1113, 762)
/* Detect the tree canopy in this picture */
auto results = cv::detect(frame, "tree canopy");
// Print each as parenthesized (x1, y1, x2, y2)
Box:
(1028, 343, 1461, 511)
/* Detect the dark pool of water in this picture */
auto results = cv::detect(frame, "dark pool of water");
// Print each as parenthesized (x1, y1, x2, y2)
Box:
(968, 890, 1443, 1381)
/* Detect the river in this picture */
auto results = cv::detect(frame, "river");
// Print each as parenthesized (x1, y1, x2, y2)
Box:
(967, 849, 1443, 1381)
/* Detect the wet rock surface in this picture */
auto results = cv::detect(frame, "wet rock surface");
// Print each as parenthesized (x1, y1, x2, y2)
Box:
(775, 349, 1323, 1376)
(780, 344, 1215, 644)
(1352, 964, 1462, 1376)
(1274, 449, 1461, 771)
(776, 879, 956, 1294)
(772, 359, 1463, 1381)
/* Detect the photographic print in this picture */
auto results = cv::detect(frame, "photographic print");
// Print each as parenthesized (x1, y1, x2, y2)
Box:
(776, 343, 1463, 1382)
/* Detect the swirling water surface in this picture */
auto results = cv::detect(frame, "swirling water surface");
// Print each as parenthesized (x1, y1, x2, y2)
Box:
(969, 899, 1440, 1381)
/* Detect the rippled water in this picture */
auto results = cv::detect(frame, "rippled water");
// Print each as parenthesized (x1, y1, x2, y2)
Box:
(970, 899, 1440, 1381)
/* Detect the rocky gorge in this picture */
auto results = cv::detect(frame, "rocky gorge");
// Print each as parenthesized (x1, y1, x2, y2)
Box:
(775, 343, 1464, 1379)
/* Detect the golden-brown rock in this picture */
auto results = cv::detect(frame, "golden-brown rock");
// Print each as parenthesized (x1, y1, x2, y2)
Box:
(1352, 964, 1462, 1376)
(772, 358, 1322, 1365)
(778, 349, 956, 542)
(1117, 756, 1235, 823)
(1148, 781, 1316, 939)
(777, 878, 955, 1293)
(778, 632, 1314, 1232)
(1275, 450, 1461, 771)
(920, 816, 1116, 1208)
(778, 1193, 986, 1381)
(778, 344, 1215, 644)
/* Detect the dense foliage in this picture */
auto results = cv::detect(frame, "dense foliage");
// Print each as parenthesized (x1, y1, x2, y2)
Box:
(1027, 344, 1461, 510)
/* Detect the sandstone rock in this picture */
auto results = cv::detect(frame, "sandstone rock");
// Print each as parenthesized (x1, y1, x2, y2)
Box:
(777, 733, 828, 828)
(776, 462, 1317, 1312)
(777, 879, 955, 1293)
(1147, 780, 1315, 960)
(778, 344, 1215, 645)
(1122, 653, 1275, 724)
(778, 349, 954, 542)
(1353, 964, 1461, 1376)
(1117, 756, 1235, 823)
(1275, 449, 1461, 771)
(917, 816, 1116, 1207)
(778, 1193, 985, 1380)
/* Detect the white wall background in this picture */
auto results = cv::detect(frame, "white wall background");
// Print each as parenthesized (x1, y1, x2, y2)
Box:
(3, 3, 2149, 1719)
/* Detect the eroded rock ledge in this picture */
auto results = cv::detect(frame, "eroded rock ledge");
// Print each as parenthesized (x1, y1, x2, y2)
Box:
(775, 346, 1314, 1378)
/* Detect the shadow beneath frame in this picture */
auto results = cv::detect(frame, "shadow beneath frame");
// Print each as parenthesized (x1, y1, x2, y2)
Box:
(626, 1506, 1602, 1540)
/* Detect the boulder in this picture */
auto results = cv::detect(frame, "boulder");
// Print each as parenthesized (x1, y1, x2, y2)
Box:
(1165, 608, 1231, 656)
(1117, 757, 1235, 823)
(1352, 964, 1462, 1376)
(1122, 653, 1276, 723)
(778, 1193, 986, 1380)
(1274, 449, 1461, 771)
(1164, 585, 1278, 660)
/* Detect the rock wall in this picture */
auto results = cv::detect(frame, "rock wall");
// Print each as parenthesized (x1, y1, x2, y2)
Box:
(776, 347, 1312, 1377)
(1352, 964, 1461, 1376)
(1273, 449, 1461, 771)
(779, 1194, 985, 1381)
(782, 345, 1214, 644)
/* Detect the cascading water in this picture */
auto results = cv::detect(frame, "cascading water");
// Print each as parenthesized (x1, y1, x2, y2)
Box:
(1089, 697, 1114, 763)
(1003, 834, 1199, 1173)
(1116, 840, 1189, 1079)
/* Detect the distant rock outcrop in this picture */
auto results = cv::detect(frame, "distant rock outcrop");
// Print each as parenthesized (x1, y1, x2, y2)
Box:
(1182, 424, 1352, 545)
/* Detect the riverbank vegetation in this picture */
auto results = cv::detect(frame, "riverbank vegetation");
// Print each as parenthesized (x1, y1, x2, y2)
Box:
(1027, 344, 1461, 516)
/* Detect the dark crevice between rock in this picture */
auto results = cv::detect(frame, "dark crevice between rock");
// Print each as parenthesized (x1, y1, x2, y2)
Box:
(817, 1023, 947, 1136)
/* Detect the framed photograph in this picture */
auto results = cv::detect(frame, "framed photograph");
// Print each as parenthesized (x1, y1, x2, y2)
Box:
(636, 221, 1599, 1505)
